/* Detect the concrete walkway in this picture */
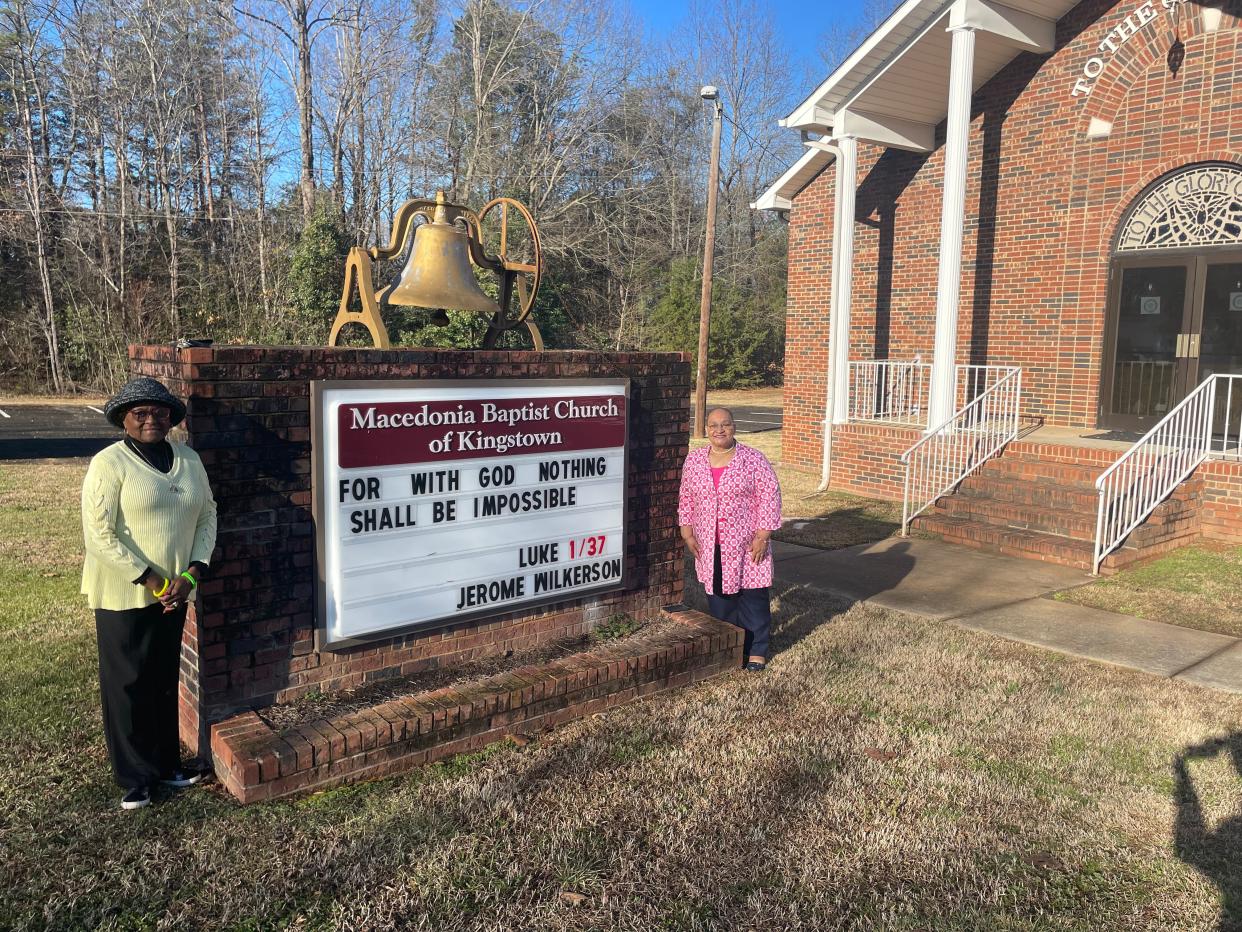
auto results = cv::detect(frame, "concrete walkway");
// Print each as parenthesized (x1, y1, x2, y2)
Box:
(772, 537, 1242, 694)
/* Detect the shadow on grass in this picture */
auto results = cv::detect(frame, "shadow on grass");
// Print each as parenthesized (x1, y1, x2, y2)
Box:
(681, 538, 918, 661)
(1175, 733, 1242, 931)
(767, 581, 853, 655)
(775, 505, 901, 553)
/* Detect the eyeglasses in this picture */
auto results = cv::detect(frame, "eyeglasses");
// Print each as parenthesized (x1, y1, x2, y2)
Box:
(127, 407, 171, 422)
(707, 422, 735, 431)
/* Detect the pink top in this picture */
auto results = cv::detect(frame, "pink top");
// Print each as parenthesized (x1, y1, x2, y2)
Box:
(678, 442, 782, 595)
(710, 465, 726, 544)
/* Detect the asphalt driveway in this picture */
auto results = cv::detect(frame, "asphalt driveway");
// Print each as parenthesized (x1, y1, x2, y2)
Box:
(0, 404, 117, 459)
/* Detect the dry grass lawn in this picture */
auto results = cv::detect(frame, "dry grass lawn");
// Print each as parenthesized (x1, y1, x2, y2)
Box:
(0, 394, 108, 406)
(1054, 544, 1242, 638)
(693, 428, 904, 552)
(704, 387, 785, 408)
(2, 461, 1241, 930)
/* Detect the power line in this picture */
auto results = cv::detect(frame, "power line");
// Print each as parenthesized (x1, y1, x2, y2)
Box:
(720, 112, 796, 167)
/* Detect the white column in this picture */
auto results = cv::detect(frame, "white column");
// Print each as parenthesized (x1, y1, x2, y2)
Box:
(927, 24, 976, 430)
(830, 135, 858, 425)
(817, 143, 844, 490)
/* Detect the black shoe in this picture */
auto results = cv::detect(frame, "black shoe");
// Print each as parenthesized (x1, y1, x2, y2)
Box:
(121, 786, 151, 810)
(160, 768, 204, 788)
(744, 660, 767, 672)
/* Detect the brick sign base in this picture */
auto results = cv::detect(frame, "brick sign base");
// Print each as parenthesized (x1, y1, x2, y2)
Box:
(130, 344, 706, 802)
(213, 606, 741, 803)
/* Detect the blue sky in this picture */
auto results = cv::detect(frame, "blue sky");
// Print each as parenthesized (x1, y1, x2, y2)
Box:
(626, 0, 867, 69)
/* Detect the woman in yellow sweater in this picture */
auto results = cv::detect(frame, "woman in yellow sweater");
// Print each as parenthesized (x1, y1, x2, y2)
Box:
(81, 377, 217, 810)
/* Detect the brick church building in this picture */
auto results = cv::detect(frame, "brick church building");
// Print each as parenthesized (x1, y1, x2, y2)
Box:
(756, 0, 1242, 572)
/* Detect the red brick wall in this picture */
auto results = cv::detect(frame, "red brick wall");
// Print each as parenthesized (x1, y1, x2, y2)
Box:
(784, 159, 836, 475)
(130, 345, 691, 755)
(822, 423, 921, 502)
(783, 2, 1242, 471)
(1202, 459, 1242, 543)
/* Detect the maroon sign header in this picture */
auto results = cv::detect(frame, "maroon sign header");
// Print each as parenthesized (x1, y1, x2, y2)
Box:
(337, 394, 627, 468)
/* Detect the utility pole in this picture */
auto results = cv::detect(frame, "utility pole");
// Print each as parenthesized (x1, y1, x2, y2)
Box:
(694, 85, 723, 438)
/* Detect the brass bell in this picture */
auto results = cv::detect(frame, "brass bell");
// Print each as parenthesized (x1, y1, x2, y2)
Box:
(329, 189, 544, 349)
(378, 192, 500, 319)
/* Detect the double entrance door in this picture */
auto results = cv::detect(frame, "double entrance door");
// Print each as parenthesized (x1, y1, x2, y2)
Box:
(1101, 251, 1242, 430)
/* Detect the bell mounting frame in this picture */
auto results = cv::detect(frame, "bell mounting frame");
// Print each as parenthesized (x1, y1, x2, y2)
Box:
(475, 197, 544, 350)
(327, 191, 545, 350)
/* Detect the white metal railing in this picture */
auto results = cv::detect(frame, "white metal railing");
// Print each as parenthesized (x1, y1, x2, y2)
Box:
(1209, 373, 1242, 460)
(849, 360, 1018, 428)
(1112, 360, 1177, 420)
(900, 367, 1022, 535)
(956, 365, 1015, 410)
(849, 359, 929, 426)
(1093, 373, 1241, 573)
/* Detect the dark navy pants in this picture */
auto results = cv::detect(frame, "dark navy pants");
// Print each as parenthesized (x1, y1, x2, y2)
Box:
(708, 547, 771, 661)
(95, 601, 187, 789)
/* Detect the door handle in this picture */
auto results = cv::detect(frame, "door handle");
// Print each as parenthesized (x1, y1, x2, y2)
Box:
(1174, 333, 1201, 358)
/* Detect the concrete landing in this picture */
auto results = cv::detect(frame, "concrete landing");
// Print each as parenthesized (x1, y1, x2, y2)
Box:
(772, 537, 1242, 694)
(955, 598, 1236, 679)
(773, 537, 1090, 619)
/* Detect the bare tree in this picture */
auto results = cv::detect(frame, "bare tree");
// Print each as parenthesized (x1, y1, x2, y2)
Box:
(240, 46, 279, 324)
(819, 0, 899, 71)
(0, 0, 803, 390)
(3, 0, 67, 390)
(233, 0, 351, 217)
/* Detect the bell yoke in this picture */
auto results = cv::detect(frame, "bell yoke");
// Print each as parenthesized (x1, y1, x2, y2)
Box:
(329, 190, 544, 350)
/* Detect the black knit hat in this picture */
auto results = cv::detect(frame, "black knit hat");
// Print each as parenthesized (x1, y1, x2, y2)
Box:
(103, 377, 186, 428)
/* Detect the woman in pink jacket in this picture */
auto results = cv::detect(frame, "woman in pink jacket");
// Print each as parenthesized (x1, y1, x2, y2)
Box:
(678, 407, 782, 671)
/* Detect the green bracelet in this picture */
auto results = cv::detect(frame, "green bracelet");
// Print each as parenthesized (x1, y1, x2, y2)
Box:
(180, 571, 198, 589)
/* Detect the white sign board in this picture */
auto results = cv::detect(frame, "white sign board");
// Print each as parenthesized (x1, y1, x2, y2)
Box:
(312, 379, 629, 647)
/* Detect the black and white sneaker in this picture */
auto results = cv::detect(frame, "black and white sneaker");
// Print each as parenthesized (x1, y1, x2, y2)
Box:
(160, 768, 204, 788)
(121, 786, 151, 810)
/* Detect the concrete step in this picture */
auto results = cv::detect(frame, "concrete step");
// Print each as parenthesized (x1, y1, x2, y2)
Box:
(975, 455, 1104, 485)
(942, 485, 1201, 542)
(938, 495, 1097, 540)
(958, 473, 1098, 509)
(958, 470, 1203, 509)
(913, 513, 1098, 569)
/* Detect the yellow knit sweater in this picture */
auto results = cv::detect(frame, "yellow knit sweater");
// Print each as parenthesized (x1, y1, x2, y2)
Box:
(80, 440, 218, 611)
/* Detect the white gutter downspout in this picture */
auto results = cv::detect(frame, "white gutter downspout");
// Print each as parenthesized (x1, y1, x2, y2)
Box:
(816, 136, 857, 491)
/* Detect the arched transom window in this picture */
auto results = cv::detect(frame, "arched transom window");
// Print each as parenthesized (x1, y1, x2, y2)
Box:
(1116, 163, 1242, 252)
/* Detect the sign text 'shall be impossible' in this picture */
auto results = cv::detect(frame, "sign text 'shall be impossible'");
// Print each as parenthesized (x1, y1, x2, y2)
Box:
(312, 380, 630, 647)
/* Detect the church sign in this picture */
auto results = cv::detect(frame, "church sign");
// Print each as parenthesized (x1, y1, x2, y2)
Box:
(312, 379, 629, 647)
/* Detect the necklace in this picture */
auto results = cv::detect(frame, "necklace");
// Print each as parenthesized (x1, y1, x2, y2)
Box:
(125, 437, 174, 476)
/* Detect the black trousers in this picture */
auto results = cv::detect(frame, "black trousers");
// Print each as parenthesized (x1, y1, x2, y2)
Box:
(708, 546, 772, 661)
(94, 602, 187, 789)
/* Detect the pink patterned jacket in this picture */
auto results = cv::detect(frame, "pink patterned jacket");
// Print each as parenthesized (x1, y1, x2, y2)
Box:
(677, 442, 782, 595)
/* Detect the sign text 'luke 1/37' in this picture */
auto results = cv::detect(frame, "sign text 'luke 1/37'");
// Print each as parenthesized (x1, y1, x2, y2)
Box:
(312, 380, 630, 647)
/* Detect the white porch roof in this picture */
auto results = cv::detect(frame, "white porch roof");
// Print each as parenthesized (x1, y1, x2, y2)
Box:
(750, 147, 836, 210)
(756, 0, 1085, 209)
